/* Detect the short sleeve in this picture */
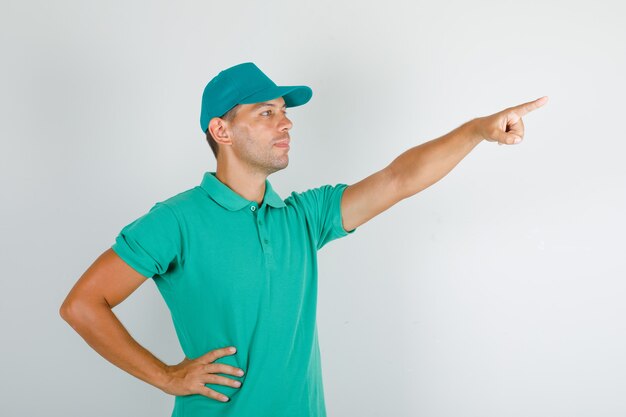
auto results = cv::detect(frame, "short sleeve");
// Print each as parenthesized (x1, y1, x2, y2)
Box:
(111, 202, 183, 278)
(289, 183, 357, 250)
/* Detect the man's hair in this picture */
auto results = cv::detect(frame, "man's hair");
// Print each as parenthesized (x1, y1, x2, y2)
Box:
(205, 104, 241, 159)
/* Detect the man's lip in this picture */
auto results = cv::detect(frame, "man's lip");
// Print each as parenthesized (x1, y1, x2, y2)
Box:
(274, 140, 290, 147)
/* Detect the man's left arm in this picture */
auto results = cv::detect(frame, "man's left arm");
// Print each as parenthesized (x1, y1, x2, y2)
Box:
(340, 96, 548, 232)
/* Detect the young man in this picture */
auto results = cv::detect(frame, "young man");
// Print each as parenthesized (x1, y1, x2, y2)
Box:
(60, 62, 547, 416)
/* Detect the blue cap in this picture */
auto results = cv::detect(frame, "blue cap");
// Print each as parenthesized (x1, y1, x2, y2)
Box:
(200, 62, 313, 133)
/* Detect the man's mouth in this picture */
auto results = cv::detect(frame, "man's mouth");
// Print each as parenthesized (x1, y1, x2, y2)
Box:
(274, 139, 290, 148)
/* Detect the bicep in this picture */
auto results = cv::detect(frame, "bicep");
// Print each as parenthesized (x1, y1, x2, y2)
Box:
(64, 248, 148, 310)
(340, 166, 403, 232)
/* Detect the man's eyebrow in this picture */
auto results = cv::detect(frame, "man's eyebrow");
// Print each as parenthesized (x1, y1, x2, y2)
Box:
(252, 102, 287, 109)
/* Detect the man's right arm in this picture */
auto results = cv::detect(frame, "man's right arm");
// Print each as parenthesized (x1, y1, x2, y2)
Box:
(59, 248, 244, 402)
(59, 248, 172, 391)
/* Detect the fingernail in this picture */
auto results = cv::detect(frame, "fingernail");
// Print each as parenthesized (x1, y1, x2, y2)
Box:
(229, 347, 236, 353)
(514, 137, 521, 144)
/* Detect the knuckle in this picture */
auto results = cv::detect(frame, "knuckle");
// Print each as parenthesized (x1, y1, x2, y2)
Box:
(223, 364, 238, 374)
(204, 374, 219, 384)
(205, 363, 219, 373)
(204, 373, 218, 383)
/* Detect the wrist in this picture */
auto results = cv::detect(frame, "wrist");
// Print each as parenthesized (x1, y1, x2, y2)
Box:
(155, 363, 174, 393)
(467, 118, 486, 143)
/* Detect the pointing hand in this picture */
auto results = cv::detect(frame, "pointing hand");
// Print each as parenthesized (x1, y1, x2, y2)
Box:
(474, 96, 549, 146)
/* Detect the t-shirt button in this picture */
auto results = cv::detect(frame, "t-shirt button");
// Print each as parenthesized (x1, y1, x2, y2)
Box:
(264, 239, 269, 244)
(250, 206, 256, 211)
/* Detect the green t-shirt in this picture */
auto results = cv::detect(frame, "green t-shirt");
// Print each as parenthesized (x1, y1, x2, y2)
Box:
(111, 171, 357, 417)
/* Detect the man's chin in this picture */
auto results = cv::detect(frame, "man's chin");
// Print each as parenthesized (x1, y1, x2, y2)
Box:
(265, 159, 288, 175)
(275, 160, 289, 171)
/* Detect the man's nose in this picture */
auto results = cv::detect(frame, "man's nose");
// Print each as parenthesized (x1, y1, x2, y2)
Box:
(279, 114, 293, 131)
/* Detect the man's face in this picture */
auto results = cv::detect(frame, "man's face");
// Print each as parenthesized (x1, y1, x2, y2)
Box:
(227, 96, 293, 175)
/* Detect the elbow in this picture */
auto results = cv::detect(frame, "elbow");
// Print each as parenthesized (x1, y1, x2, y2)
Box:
(59, 297, 101, 328)
(59, 298, 80, 325)
(59, 302, 68, 322)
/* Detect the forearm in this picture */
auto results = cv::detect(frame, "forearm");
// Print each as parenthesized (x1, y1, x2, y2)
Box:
(389, 118, 484, 199)
(62, 301, 170, 392)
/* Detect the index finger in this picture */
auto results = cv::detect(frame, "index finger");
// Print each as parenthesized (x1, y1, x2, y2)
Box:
(511, 96, 549, 116)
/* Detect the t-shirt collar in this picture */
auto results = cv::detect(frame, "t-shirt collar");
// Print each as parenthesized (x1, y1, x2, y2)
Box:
(199, 171, 286, 211)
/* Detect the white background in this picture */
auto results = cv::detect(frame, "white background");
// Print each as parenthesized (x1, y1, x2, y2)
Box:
(2, 0, 625, 416)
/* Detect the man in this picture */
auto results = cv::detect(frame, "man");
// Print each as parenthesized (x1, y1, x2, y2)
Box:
(60, 62, 547, 416)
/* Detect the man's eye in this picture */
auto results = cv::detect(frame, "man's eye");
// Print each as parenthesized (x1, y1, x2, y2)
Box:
(261, 110, 287, 116)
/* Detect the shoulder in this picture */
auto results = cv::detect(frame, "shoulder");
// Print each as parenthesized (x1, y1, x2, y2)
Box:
(156, 186, 206, 218)
(284, 183, 348, 207)
(152, 186, 207, 222)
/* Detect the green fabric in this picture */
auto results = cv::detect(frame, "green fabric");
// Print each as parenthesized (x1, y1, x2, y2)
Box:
(111, 171, 356, 417)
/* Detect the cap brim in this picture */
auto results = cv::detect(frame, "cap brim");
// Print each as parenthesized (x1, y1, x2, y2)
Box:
(238, 85, 312, 108)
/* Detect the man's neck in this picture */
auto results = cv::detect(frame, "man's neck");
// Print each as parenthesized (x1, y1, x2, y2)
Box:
(215, 161, 267, 205)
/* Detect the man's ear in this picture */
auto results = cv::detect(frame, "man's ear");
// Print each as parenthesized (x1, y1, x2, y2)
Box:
(208, 117, 233, 146)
